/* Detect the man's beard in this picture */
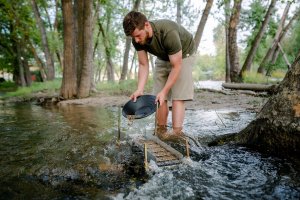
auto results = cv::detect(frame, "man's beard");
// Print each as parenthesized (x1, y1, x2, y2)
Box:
(140, 30, 151, 45)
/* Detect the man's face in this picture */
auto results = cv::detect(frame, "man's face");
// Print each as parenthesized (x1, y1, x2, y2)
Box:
(131, 26, 150, 45)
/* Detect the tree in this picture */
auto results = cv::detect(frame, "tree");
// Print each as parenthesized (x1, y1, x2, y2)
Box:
(0, 1, 37, 86)
(61, 0, 77, 99)
(77, 0, 93, 98)
(228, 0, 242, 82)
(31, 0, 55, 80)
(194, 0, 214, 51)
(176, 0, 183, 25)
(270, 8, 300, 67)
(60, 0, 94, 99)
(120, 0, 141, 82)
(224, 0, 231, 82)
(240, 0, 277, 77)
(257, 1, 291, 74)
(237, 52, 300, 156)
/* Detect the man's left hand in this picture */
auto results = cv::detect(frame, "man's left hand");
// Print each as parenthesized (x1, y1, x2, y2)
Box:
(155, 91, 167, 105)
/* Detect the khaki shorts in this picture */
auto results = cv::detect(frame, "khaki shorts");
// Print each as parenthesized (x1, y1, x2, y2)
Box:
(153, 54, 196, 101)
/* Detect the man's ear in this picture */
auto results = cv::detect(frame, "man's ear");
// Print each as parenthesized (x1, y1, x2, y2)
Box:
(144, 21, 150, 28)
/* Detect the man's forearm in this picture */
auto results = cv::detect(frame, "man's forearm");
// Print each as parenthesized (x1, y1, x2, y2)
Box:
(137, 63, 149, 92)
(161, 64, 181, 94)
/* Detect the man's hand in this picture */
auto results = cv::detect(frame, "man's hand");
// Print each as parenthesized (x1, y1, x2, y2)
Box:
(130, 89, 143, 102)
(155, 90, 167, 105)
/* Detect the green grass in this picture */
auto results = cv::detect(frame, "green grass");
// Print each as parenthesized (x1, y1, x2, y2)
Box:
(242, 70, 284, 84)
(96, 78, 153, 96)
(1, 79, 61, 99)
(0, 81, 17, 91)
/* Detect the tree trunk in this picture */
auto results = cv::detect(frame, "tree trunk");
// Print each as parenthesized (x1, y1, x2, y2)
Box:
(240, 0, 276, 77)
(98, 21, 115, 82)
(74, 0, 84, 87)
(77, 0, 93, 98)
(28, 41, 47, 82)
(176, 0, 183, 25)
(120, 0, 141, 81)
(237, 52, 300, 157)
(270, 9, 300, 66)
(228, 0, 242, 83)
(31, 0, 55, 80)
(194, 0, 214, 51)
(54, 0, 63, 70)
(61, 0, 77, 99)
(224, 0, 231, 83)
(210, 52, 300, 158)
(257, 1, 291, 74)
(16, 43, 26, 87)
(23, 58, 32, 86)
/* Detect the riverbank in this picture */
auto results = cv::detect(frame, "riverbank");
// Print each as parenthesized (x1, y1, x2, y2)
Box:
(0, 88, 269, 114)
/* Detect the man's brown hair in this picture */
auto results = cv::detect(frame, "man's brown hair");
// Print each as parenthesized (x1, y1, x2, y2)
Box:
(123, 11, 148, 36)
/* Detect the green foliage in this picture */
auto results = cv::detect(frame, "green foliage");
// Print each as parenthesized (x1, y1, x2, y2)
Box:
(282, 17, 300, 62)
(242, 70, 284, 83)
(242, 71, 268, 83)
(193, 54, 225, 81)
(240, 1, 278, 65)
(96, 79, 153, 95)
(0, 1, 40, 73)
(1, 79, 61, 99)
(0, 81, 17, 91)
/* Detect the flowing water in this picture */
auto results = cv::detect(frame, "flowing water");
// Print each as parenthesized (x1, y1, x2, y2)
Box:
(0, 103, 299, 199)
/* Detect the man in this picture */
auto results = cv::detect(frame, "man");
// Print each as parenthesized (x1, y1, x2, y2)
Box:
(123, 11, 196, 138)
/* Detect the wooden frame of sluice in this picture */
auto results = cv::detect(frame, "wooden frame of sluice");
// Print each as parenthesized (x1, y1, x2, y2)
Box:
(117, 106, 189, 168)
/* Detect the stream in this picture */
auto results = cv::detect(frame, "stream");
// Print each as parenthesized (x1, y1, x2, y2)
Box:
(0, 102, 299, 199)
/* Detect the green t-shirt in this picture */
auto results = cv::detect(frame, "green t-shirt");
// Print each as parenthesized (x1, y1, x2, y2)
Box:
(132, 20, 195, 61)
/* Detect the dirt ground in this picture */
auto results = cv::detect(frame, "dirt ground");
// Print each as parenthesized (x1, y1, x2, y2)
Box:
(57, 89, 269, 113)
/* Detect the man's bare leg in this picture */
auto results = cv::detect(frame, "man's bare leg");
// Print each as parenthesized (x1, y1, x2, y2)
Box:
(172, 100, 185, 134)
(157, 100, 168, 126)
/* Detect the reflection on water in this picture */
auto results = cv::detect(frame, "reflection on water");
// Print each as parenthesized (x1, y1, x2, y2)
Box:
(0, 103, 299, 199)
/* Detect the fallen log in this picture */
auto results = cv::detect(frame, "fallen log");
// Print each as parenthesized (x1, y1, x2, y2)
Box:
(222, 83, 278, 94)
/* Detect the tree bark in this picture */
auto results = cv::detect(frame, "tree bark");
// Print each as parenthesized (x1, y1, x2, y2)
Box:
(61, 0, 77, 99)
(194, 0, 214, 51)
(237, 52, 300, 157)
(176, 0, 183, 25)
(23, 58, 32, 86)
(240, 0, 276, 77)
(120, 0, 141, 81)
(16, 43, 26, 87)
(224, 0, 231, 83)
(228, 0, 242, 83)
(211, 52, 300, 158)
(98, 21, 115, 82)
(54, 0, 63, 70)
(31, 0, 55, 80)
(222, 82, 277, 92)
(257, 1, 291, 74)
(77, 0, 93, 98)
(74, 0, 84, 86)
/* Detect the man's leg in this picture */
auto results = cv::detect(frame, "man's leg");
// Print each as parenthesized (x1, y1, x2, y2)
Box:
(172, 100, 185, 134)
(157, 100, 168, 126)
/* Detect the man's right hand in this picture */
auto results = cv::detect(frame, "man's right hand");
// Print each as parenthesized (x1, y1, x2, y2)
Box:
(130, 89, 143, 102)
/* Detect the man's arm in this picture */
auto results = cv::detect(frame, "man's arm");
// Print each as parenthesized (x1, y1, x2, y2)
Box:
(156, 50, 182, 104)
(130, 50, 149, 102)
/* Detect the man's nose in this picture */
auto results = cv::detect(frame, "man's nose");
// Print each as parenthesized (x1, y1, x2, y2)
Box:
(134, 37, 140, 43)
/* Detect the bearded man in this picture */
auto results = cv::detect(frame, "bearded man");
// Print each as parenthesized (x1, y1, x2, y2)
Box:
(123, 11, 196, 138)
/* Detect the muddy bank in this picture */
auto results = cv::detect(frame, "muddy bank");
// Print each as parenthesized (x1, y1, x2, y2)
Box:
(0, 89, 269, 112)
(58, 90, 268, 112)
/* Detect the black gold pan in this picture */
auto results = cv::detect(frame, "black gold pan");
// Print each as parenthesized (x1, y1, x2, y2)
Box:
(122, 95, 158, 119)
